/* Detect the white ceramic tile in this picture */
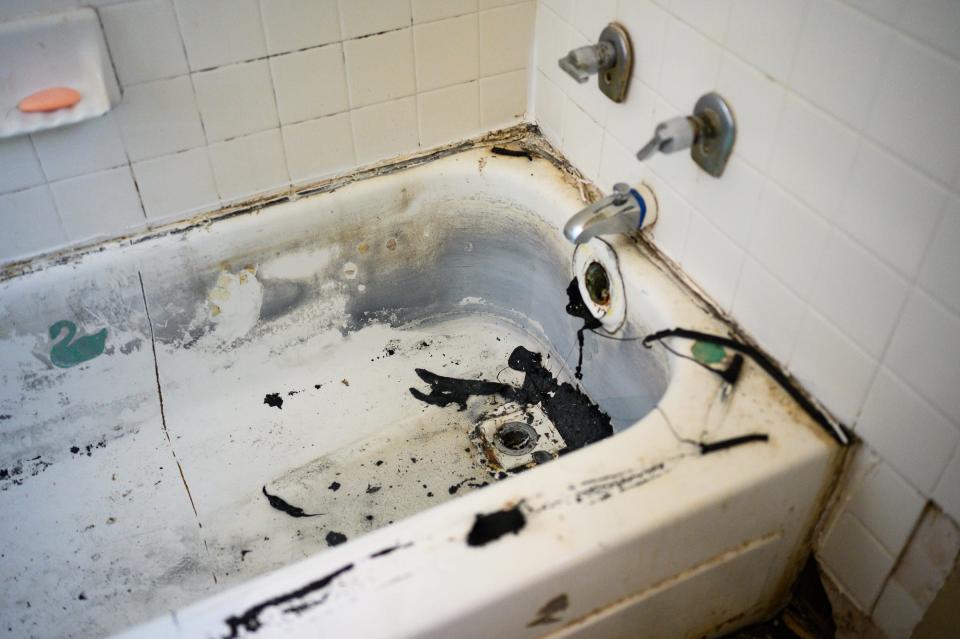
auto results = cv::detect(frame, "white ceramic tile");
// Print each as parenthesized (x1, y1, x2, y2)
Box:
(818, 511, 895, 609)
(344, 29, 416, 108)
(271, 45, 348, 125)
(681, 211, 745, 310)
(132, 148, 219, 222)
(350, 97, 420, 164)
(597, 134, 647, 194)
(616, 0, 668, 88)
(897, 0, 960, 60)
(658, 17, 722, 111)
(174, 0, 266, 70)
(873, 578, 925, 639)
(417, 81, 480, 147)
(0, 136, 45, 194)
(0, 186, 66, 262)
(725, 0, 808, 83)
(412, 0, 477, 23)
(561, 100, 602, 181)
(414, 14, 479, 92)
(885, 290, 960, 425)
(858, 367, 959, 493)
(479, 70, 527, 128)
(889, 506, 960, 607)
(714, 53, 785, 170)
(541, 0, 572, 21)
(807, 230, 910, 358)
(260, 0, 340, 54)
(788, 310, 876, 424)
(194, 61, 278, 143)
(919, 197, 960, 314)
(768, 95, 858, 216)
(748, 181, 831, 298)
(533, 71, 565, 143)
(933, 445, 960, 522)
(657, 0, 730, 42)
(867, 37, 960, 185)
(644, 180, 691, 262)
(603, 79, 656, 152)
(282, 112, 356, 185)
(100, 0, 187, 86)
(31, 113, 127, 181)
(846, 0, 905, 24)
(790, 0, 892, 128)
(50, 167, 145, 242)
(479, 2, 535, 76)
(730, 257, 805, 364)
(570, 0, 616, 42)
(534, 3, 573, 87)
(847, 460, 926, 556)
(480, 0, 525, 7)
(836, 140, 947, 278)
(691, 155, 762, 249)
(116, 76, 206, 162)
(208, 129, 289, 202)
(338, 0, 412, 40)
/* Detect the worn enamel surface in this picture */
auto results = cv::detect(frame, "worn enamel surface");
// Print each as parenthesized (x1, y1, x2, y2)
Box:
(0, 139, 840, 639)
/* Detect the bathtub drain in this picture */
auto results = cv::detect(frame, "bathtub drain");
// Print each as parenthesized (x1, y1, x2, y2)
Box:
(494, 422, 539, 456)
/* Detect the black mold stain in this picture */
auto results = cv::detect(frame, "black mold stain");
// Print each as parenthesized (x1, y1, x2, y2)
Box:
(222, 563, 354, 638)
(491, 146, 533, 161)
(370, 542, 411, 558)
(325, 531, 347, 547)
(263, 393, 283, 409)
(1, 455, 53, 490)
(509, 346, 613, 452)
(409, 368, 516, 411)
(699, 433, 769, 455)
(527, 593, 569, 627)
(0, 414, 11, 420)
(70, 446, 80, 454)
(259, 280, 308, 322)
(467, 504, 526, 546)
(328, 481, 341, 492)
(565, 278, 602, 380)
(411, 345, 612, 455)
(261, 486, 320, 518)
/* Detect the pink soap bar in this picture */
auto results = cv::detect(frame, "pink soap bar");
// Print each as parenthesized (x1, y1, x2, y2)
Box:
(18, 87, 81, 113)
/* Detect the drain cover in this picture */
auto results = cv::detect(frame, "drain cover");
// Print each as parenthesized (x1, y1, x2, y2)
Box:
(472, 403, 566, 475)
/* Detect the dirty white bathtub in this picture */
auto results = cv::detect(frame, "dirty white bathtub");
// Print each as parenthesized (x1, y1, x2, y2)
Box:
(0, 131, 841, 639)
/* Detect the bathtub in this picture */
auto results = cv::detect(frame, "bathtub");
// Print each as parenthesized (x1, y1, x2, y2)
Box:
(0, 128, 842, 638)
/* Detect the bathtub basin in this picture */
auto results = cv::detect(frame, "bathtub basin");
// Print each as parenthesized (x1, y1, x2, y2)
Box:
(0, 132, 841, 638)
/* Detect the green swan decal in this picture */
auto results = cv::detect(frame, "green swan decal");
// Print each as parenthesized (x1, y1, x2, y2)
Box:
(49, 321, 107, 368)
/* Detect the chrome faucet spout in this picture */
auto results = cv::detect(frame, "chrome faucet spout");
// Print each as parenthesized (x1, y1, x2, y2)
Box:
(563, 183, 657, 244)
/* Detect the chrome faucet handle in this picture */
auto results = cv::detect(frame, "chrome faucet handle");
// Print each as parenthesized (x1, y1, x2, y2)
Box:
(636, 116, 696, 161)
(559, 42, 616, 84)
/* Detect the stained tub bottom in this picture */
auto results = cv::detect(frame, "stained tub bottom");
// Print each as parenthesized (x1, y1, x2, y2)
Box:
(0, 311, 584, 638)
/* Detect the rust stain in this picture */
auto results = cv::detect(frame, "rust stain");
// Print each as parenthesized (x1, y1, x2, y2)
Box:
(527, 593, 569, 627)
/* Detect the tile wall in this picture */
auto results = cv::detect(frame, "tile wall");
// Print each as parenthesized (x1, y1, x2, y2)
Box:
(530, 1, 960, 635)
(0, 0, 535, 264)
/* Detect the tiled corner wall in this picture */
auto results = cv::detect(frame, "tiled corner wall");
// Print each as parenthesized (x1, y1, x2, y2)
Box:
(0, 0, 535, 265)
(530, 0, 959, 636)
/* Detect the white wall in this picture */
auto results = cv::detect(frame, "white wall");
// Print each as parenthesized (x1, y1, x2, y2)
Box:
(530, 0, 959, 636)
(0, 0, 535, 264)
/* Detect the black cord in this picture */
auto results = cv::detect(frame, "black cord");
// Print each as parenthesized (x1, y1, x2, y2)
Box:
(643, 328, 849, 445)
